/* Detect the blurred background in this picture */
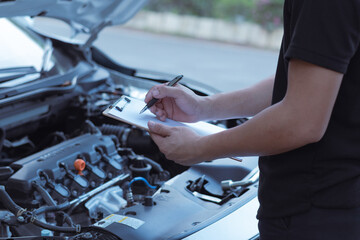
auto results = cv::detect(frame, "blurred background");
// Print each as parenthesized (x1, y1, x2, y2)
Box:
(33, 0, 275, 93)
(146, 0, 283, 30)
(93, 0, 283, 92)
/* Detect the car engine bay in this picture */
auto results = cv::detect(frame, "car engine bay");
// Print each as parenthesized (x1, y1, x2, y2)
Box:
(0, 40, 257, 239)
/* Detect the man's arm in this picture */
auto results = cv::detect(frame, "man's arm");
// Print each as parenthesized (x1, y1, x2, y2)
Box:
(201, 76, 274, 120)
(198, 59, 343, 159)
(145, 75, 274, 123)
(148, 59, 343, 165)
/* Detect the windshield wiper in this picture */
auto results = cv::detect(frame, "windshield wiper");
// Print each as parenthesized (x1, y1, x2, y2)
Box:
(0, 66, 37, 83)
(0, 39, 54, 85)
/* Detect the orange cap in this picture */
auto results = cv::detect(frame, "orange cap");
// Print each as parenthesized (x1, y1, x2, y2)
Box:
(74, 159, 86, 176)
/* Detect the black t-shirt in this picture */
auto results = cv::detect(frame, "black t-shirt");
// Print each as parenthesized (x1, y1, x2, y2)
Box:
(258, 0, 360, 219)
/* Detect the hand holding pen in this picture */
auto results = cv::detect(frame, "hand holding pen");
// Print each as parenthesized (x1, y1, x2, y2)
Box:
(140, 75, 183, 114)
(143, 75, 205, 122)
(144, 75, 243, 163)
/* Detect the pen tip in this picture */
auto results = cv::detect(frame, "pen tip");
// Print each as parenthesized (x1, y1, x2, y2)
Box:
(139, 107, 146, 114)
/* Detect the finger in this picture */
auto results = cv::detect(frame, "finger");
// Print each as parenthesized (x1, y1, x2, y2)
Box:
(149, 102, 163, 114)
(152, 108, 165, 119)
(160, 113, 167, 122)
(145, 86, 155, 103)
(154, 109, 162, 121)
(149, 105, 158, 115)
(156, 110, 167, 122)
(148, 121, 171, 137)
(145, 86, 161, 103)
(155, 114, 165, 122)
(156, 102, 164, 110)
(162, 99, 174, 119)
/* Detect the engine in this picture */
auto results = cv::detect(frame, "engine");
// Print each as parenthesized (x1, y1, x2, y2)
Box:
(0, 119, 175, 238)
(0, 65, 255, 240)
(0, 63, 180, 239)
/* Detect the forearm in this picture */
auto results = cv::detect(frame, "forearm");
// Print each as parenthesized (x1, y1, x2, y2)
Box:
(197, 60, 343, 160)
(148, 60, 343, 166)
(200, 76, 274, 120)
(198, 101, 320, 160)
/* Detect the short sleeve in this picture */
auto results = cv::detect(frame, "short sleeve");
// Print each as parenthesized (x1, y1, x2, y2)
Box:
(285, 0, 360, 73)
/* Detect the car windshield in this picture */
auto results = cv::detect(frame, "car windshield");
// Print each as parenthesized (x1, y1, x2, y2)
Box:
(0, 18, 56, 87)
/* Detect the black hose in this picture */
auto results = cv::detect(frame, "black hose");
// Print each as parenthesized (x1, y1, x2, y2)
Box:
(99, 124, 126, 140)
(100, 124, 159, 155)
(33, 201, 70, 215)
(32, 182, 57, 206)
(33, 218, 114, 235)
(32, 182, 75, 227)
(0, 185, 24, 216)
(0, 188, 111, 236)
(140, 156, 164, 173)
(62, 212, 75, 227)
(0, 186, 81, 234)
(100, 124, 168, 174)
(0, 128, 4, 157)
(85, 120, 101, 135)
(32, 219, 84, 233)
(0, 237, 65, 240)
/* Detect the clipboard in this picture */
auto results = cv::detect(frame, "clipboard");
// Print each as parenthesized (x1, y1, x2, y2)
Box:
(103, 96, 242, 161)
(103, 96, 225, 135)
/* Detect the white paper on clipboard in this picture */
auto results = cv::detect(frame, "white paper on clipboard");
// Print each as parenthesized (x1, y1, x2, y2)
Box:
(103, 96, 225, 136)
(103, 96, 242, 162)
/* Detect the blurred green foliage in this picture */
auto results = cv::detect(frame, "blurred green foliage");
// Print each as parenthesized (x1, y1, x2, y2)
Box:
(254, 0, 283, 29)
(146, 0, 284, 29)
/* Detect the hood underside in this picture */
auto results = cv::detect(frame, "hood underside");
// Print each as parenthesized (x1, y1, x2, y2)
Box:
(0, 0, 148, 35)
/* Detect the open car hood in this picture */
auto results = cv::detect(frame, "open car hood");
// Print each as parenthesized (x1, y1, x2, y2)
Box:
(0, 0, 148, 35)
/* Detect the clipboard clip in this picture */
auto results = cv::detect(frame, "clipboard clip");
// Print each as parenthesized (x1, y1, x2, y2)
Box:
(109, 96, 131, 112)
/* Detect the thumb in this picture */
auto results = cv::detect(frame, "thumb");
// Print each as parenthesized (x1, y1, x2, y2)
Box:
(148, 121, 171, 137)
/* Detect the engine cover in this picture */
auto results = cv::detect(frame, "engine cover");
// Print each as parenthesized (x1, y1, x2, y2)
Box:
(6, 133, 126, 207)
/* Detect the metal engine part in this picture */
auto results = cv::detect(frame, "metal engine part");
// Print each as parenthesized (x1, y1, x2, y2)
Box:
(5, 132, 127, 208)
(84, 186, 127, 219)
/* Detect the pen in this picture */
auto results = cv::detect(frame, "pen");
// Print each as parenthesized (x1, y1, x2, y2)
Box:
(139, 75, 184, 114)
